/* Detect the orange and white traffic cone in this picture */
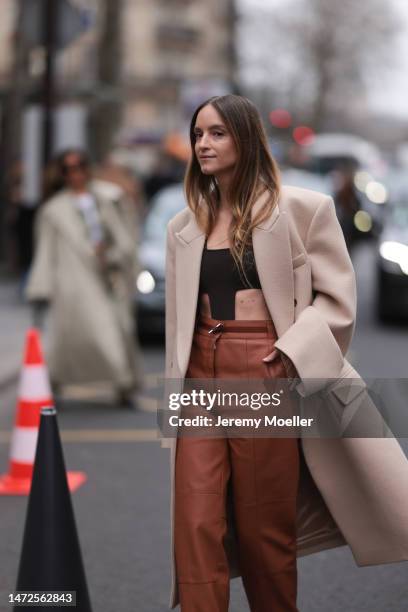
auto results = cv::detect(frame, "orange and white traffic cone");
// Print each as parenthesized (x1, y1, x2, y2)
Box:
(0, 329, 86, 495)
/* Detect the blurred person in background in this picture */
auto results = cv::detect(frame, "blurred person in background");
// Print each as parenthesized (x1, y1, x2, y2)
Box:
(26, 148, 142, 408)
(4, 159, 36, 293)
(144, 133, 190, 202)
(93, 152, 146, 241)
(332, 162, 361, 252)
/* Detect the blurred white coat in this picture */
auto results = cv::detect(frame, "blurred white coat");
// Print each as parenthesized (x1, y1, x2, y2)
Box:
(26, 187, 142, 392)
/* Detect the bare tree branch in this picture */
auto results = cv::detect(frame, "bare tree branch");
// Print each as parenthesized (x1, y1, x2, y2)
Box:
(238, 0, 401, 129)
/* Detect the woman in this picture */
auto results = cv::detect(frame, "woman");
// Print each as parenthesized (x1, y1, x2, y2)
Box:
(26, 149, 142, 407)
(164, 95, 408, 611)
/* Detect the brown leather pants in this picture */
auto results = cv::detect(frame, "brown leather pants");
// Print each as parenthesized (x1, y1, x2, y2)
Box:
(175, 315, 300, 612)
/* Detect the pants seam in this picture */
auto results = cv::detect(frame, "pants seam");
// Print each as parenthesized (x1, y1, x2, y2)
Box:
(245, 338, 249, 376)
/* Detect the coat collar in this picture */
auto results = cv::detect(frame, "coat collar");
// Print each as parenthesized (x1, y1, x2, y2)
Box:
(173, 188, 295, 376)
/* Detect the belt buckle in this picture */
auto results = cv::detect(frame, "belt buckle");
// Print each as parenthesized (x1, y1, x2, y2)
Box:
(208, 322, 224, 335)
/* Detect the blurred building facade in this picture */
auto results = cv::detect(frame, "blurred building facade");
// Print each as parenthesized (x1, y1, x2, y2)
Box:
(0, 0, 15, 83)
(121, 0, 236, 136)
(0, 0, 236, 266)
(1, 0, 236, 156)
(57, 0, 236, 144)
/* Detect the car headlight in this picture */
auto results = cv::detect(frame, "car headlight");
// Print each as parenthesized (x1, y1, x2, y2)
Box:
(354, 171, 373, 193)
(354, 210, 372, 233)
(137, 270, 156, 294)
(365, 181, 387, 204)
(379, 241, 408, 275)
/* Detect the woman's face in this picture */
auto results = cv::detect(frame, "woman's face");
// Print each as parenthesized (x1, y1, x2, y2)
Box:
(193, 104, 238, 179)
(61, 153, 90, 191)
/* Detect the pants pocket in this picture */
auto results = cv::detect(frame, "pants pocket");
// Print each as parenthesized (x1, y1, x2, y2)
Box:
(245, 339, 285, 379)
(264, 355, 287, 379)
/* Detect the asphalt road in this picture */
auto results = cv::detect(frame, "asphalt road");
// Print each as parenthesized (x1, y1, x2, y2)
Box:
(0, 241, 407, 612)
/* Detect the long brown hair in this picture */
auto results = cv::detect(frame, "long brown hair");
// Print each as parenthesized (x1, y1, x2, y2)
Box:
(184, 94, 281, 284)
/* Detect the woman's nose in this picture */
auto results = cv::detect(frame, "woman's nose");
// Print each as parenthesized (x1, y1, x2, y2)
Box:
(198, 133, 210, 148)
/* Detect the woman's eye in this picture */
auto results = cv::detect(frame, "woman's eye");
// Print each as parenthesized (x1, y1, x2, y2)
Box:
(213, 131, 224, 137)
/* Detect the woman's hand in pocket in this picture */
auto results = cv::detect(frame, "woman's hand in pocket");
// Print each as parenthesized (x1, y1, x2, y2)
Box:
(262, 349, 280, 363)
(262, 348, 287, 392)
(263, 348, 299, 379)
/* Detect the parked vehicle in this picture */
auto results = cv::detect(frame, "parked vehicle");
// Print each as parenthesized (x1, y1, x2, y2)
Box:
(297, 133, 389, 245)
(376, 195, 408, 321)
(280, 167, 333, 194)
(135, 183, 185, 338)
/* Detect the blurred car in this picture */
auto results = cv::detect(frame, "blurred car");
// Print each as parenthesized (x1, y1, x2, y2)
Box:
(300, 133, 385, 175)
(280, 167, 333, 195)
(280, 167, 365, 250)
(376, 197, 408, 321)
(135, 183, 185, 338)
(296, 133, 389, 244)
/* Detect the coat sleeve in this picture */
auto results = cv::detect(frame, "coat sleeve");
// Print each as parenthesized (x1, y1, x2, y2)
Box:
(25, 209, 56, 302)
(274, 196, 357, 396)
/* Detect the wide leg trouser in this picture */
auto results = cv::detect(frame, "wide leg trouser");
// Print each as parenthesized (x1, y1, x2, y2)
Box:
(174, 316, 300, 612)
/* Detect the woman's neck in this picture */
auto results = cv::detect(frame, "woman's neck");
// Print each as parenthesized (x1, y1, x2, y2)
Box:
(216, 173, 233, 212)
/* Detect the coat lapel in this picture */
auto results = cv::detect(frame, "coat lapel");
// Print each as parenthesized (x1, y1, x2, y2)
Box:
(252, 193, 295, 338)
(174, 216, 206, 376)
(174, 189, 295, 375)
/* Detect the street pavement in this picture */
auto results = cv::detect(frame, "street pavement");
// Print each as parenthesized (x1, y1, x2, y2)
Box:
(1, 241, 408, 611)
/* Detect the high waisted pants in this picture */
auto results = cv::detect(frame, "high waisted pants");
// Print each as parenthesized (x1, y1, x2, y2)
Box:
(174, 315, 300, 612)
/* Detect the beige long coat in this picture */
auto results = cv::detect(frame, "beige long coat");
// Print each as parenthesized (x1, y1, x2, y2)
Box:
(26, 188, 141, 390)
(163, 184, 408, 609)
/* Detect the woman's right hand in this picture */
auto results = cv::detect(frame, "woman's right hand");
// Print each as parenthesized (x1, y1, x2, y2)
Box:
(262, 349, 279, 363)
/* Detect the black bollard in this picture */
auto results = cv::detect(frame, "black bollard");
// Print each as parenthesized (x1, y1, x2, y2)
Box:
(14, 407, 92, 611)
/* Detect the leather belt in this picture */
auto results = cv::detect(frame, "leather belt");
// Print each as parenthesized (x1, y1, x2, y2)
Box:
(198, 320, 271, 334)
